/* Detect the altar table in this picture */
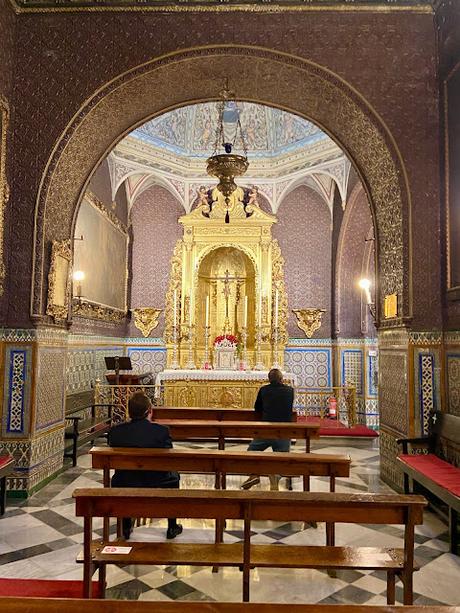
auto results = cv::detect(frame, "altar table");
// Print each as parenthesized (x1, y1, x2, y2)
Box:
(155, 369, 297, 409)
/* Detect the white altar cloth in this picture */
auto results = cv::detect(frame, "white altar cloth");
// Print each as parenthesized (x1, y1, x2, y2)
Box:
(155, 369, 297, 386)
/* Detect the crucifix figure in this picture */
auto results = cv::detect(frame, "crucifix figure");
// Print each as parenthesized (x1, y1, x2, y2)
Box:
(212, 268, 245, 334)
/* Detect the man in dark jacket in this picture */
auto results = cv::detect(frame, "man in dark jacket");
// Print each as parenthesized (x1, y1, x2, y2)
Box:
(108, 391, 183, 540)
(241, 368, 294, 491)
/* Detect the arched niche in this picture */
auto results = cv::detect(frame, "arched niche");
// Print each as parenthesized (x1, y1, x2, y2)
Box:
(33, 46, 409, 324)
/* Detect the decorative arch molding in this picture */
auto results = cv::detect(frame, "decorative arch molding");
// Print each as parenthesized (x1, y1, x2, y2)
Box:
(33, 45, 410, 323)
(128, 172, 186, 212)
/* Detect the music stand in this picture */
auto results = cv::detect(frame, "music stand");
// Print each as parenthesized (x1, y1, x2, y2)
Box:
(105, 356, 132, 386)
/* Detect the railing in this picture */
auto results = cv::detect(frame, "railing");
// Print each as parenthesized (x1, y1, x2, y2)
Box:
(295, 386, 356, 427)
(95, 381, 356, 427)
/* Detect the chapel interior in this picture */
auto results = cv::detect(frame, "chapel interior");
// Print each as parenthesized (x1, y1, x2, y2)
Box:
(0, 0, 459, 609)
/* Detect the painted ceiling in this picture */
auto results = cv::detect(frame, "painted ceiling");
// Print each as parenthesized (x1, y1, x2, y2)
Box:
(131, 102, 331, 159)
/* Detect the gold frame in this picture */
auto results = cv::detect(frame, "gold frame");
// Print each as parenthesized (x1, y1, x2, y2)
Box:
(46, 239, 72, 321)
(72, 299, 126, 323)
(0, 96, 9, 297)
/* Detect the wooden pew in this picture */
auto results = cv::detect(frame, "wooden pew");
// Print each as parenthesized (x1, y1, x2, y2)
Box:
(154, 407, 259, 421)
(74, 488, 426, 604)
(90, 446, 351, 544)
(2, 599, 460, 613)
(157, 420, 320, 453)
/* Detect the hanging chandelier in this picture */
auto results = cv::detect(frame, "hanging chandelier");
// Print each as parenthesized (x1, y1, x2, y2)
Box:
(206, 86, 249, 223)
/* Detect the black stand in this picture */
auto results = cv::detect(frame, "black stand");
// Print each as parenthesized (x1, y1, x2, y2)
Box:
(104, 356, 132, 386)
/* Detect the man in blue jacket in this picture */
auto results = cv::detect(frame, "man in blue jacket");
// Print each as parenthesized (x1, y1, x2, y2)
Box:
(108, 391, 183, 541)
(241, 368, 294, 491)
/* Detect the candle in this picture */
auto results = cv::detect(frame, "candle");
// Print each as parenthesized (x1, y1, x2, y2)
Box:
(243, 295, 248, 328)
(189, 294, 193, 325)
(205, 295, 210, 328)
(173, 290, 177, 327)
(274, 289, 279, 327)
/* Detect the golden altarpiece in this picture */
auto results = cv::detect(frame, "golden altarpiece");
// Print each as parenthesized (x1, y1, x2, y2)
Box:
(159, 186, 291, 408)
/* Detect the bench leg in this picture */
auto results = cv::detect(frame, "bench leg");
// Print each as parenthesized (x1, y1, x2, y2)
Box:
(242, 515, 251, 602)
(403, 570, 414, 605)
(386, 571, 396, 605)
(98, 564, 106, 599)
(449, 508, 458, 554)
(0, 476, 6, 516)
(403, 472, 410, 495)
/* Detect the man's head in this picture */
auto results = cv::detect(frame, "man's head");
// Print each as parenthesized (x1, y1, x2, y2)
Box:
(128, 392, 151, 420)
(268, 368, 283, 384)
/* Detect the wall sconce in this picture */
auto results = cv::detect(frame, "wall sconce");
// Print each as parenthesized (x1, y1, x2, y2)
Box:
(73, 270, 85, 299)
(358, 277, 376, 320)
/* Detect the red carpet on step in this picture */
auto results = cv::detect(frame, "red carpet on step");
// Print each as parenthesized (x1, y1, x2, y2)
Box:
(298, 416, 378, 437)
(0, 579, 101, 598)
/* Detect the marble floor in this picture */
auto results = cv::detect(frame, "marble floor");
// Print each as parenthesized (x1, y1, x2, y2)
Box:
(1, 437, 459, 605)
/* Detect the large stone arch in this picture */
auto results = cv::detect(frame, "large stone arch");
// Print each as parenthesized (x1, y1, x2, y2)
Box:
(33, 45, 409, 322)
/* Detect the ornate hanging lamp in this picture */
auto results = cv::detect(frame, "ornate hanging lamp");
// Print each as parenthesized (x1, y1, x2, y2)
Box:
(206, 86, 249, 223)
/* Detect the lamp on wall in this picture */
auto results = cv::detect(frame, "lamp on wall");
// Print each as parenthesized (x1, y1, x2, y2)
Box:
(73, 270, 85, 300)
(206, 85, 249, 223)
(358, 277, 376, 320)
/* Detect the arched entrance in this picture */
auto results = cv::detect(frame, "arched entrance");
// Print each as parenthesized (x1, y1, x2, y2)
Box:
(33, 45, 409, 327)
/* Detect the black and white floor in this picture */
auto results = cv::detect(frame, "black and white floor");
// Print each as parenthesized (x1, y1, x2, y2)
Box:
(1, 438, 459, 605)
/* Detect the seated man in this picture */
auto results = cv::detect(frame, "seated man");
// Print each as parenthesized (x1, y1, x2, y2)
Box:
(241, 368, 294, 491)
(108, 391, 183, 541)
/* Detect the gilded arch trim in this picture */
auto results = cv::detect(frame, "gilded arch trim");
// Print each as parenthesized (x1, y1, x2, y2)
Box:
(33, 45, 410, 324)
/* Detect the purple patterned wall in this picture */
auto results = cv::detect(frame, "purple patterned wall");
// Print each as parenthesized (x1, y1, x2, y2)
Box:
(336, 185, 374, 338)
(130, 185, 183, 337)
(274, 185, 332, 338)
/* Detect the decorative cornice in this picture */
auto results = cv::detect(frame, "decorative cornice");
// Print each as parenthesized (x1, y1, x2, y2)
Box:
(72, 299, 127, 323)
(9, 0, 434, 14)
(85, 191, 128, 234)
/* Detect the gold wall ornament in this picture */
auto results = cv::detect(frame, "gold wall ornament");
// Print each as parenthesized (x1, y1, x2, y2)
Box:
(72, 298, 126, 323)
(46, 239, 72, 322)
(0, 95, 9, 296)
(163, 239, 183, 347)
(292, 308, 326, 338)
(132, 307, 162, 337)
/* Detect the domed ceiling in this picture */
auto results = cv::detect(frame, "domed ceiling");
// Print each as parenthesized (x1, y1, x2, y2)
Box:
(131, 102, 330, 159)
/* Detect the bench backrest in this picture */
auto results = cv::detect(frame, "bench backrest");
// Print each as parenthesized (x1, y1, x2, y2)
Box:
(157, 420, 320, 439)
(73, 488, 426, 526)
(154, 408, 259, 421)
(430, 411, 460, 466)
(90, 447, 351, 477)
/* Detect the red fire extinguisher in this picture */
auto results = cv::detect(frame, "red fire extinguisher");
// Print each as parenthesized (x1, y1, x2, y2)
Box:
(328, 396, 337, 419)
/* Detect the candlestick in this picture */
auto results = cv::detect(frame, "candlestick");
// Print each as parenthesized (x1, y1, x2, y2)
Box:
(189, 294, 193, 325)
(240, 326, 248, 370)
(170, 323, 180, 370)
(274, 289, 279, 327)
(243, 295, 248, 328)
(205, 294, 210, 328)
(258, 292, 262, 326)
(272, 325, 281, 369)
(203, 325, 211, 369)
(173, 290, 177, 327)
(186, 323, 196, 369)
(254, 326, 265, 370)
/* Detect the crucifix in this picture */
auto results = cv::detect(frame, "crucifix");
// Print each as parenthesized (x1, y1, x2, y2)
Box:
(212, 268, 245, 334)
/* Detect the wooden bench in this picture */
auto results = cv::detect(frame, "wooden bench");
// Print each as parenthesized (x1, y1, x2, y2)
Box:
(397, 410, 460, 553)
(74, 488, 426, 604)
(0, 579, 101, 598)
(2, 599, 460, 613)
(0, 455, 14, 516)
(154, 407, 261, 421)
(90, 446, 350, 544)
(64, 405, 114, 467)
(157, 420, 320, 453)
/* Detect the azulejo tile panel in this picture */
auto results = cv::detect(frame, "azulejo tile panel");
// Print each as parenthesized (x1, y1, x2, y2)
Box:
(2, 344, 32, 438)
(341, 349, 363, 395)
(128, 347, 167, 377)
(419, 352, 435, 434)
(379, 351, 407, 435)
(66, 346, 124, 393)
(367, 351, 378, 397)
(447, 354, 460, 417)
(284, 348, 331, 388)
(35, 348, 66, 432)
